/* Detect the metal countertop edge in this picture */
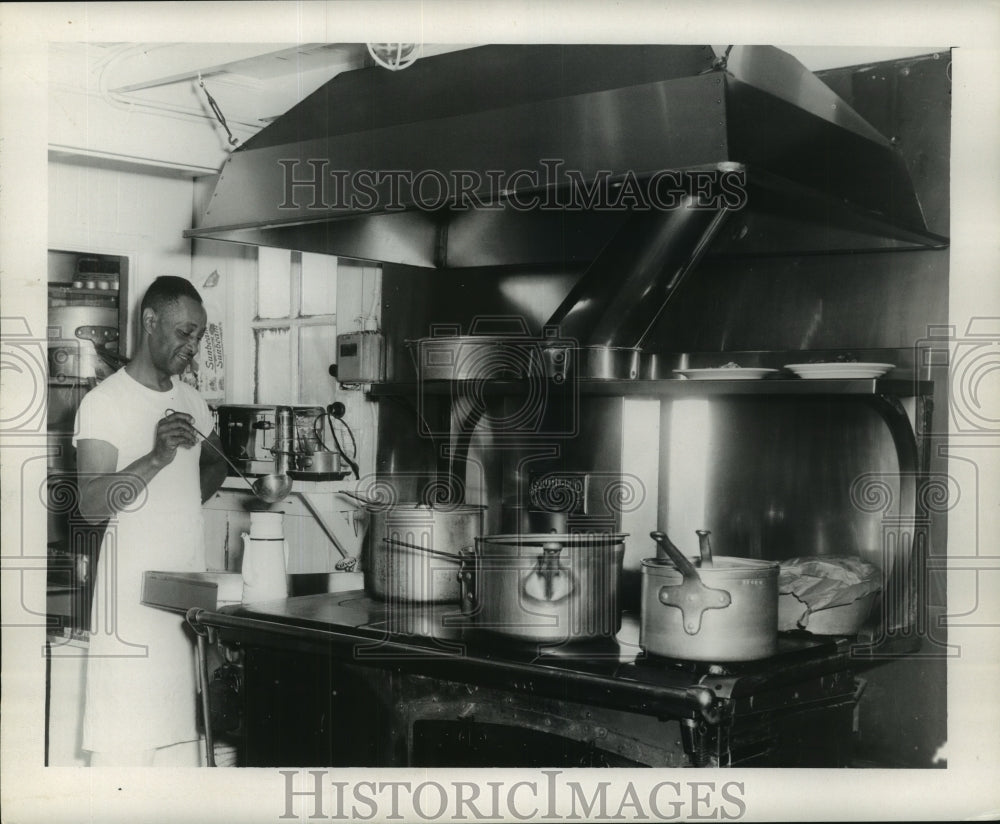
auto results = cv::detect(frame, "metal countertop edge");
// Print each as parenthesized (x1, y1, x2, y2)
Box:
(186, 607, 713, 721)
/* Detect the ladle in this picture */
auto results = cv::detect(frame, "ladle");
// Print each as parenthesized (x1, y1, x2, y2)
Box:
(164, 409, 292, 503)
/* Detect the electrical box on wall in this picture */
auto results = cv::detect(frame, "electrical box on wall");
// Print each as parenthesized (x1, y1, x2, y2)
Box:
(336, 331, 385, 383)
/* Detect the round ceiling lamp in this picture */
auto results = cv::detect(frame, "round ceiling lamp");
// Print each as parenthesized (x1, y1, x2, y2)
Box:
(366, 42, 421, 71)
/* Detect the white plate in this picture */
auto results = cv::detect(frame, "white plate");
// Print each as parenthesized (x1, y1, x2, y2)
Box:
(784, 362, 894, 379)
(674, 367, 779, 380)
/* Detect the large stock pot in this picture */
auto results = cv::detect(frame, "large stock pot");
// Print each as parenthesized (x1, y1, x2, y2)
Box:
(343, 492, 485, 603)
(460, 533, 627, 642)
(640, 530, 779, 661)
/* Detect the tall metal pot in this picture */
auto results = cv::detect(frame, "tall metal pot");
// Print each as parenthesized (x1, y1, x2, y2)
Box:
(359, 500, 485, 602)
(461, 533, 626, 642)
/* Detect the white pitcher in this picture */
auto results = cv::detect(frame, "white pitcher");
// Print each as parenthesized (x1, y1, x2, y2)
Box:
(241, 511, 289, 603)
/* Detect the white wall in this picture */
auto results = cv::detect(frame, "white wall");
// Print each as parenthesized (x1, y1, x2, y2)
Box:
(48, 160, 196, 353)
(189, 237, 258, 404)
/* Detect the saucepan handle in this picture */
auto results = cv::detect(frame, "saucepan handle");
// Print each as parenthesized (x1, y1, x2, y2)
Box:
(457, 547, 478, 614)
(650, 530, 732, 635)
(382, 537, 463, 563)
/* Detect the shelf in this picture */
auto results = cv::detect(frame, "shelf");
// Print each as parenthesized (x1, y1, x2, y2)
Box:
(48, 285, 119, 297)
(367, 377, 933, 398)
(48, 377, 95, 387)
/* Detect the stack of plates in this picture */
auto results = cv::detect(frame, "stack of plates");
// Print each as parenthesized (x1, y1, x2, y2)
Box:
(784, 362, 894, 380)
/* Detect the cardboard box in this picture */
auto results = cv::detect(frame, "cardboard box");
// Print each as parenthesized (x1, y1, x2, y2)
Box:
(141, 570, 243, 613)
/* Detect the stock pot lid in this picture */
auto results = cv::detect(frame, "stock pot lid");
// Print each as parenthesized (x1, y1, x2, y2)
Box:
(394, 502, 486, 512)
(642, 555, 778, 578)
(371, 501, 485, 512)
(480, 532, 627, 546)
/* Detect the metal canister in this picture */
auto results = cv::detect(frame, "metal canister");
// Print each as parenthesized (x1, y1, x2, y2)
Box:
(274, 406, 294, 474)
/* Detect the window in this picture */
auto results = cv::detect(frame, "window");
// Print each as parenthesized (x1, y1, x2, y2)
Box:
(253, 248, 339, 405)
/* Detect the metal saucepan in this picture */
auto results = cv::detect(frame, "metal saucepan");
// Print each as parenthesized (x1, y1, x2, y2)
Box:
(641, 529, 779, 661)
(295, 449, 342, 474)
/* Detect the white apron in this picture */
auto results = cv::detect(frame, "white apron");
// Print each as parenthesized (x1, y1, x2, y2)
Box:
(74, 370, 213, 753)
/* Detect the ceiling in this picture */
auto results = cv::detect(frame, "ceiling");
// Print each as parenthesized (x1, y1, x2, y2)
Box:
(47, 42, 942, 178)
(47, 42, 475, 175)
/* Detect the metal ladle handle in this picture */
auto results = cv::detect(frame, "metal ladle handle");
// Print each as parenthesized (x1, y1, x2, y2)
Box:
(164, 408, 255, 493)
(337, 489, 385, 509)
(650, 530, 732, 635)
(164, 409, 291, 502)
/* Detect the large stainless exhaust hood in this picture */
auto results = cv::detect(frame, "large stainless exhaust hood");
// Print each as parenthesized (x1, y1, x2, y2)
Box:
(186, 44, 947, 274)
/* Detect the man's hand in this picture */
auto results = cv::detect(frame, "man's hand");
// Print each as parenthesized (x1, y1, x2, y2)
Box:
(78, 412, 203, 523)
(152, 411, 200, 468)
(200, 430, 230, 503)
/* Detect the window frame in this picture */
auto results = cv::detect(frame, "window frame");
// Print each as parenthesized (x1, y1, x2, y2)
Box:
(251, 250, 338, 405)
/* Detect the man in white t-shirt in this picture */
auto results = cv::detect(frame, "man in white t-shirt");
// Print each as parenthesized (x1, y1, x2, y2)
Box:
(74, 275, 228, 766)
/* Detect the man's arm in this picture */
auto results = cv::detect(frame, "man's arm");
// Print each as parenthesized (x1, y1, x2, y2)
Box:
(76, 412, 199, 523)
(200, 430, 229, 503)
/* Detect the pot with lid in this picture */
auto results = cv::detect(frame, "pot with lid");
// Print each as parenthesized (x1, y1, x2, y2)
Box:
(461, 532, 627, 642)
(640, 530, 779, 661)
